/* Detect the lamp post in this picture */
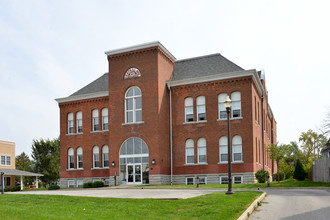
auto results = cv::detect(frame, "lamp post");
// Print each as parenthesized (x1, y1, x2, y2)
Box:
(224, 96, 234, 195)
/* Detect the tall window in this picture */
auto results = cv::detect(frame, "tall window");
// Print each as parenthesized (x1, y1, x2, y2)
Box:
(219, 136, 228, 162)
(196, 96, 206, 121)
(102, 145, 109, 168)
(197, 138, 207, 163)
(184, 97, 194, 122)
(92, 109, 99, 131)
(185, 139, 194, 164)
(102, 108, 108, 130)
(0, 156, 11, 166)
(218, 93, 227, 119)
(77, 147, 83, 169)
(68, 148, 74, 169)
(231, 92, 241, 118)
(233, 135, 242, 162)
(93, 146, 100, 168)
(0, 156, 5, 165)
(68, 113, 74, 134)
(125, 87, 142, 123)
(76, 112, 82, 133)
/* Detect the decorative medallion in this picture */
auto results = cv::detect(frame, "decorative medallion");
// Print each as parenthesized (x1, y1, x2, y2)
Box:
(124, 68, 141, 79)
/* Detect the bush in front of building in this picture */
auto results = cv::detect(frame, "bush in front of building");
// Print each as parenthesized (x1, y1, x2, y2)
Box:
(48, 185, 60, 190)
(274, 172, 285, 181)
(293, 159, 306, 181)
(92, 181, 104, 188)
(3, 186, 21, 192)
(83, 182, 94, 188)
(255, 169, 269, 183)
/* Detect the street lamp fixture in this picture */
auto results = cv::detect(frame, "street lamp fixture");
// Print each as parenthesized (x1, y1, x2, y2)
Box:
(224, 96, 234, 195)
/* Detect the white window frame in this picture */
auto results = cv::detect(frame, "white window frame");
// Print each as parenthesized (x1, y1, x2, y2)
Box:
(234, 176, 243, 184)
(219, 136, 228, 163)
(76, 111, 82, 133)
(197, 138, 207, 164)
(93, 146, 100, 168)
(232, 135, 243, 162)
(125, 86, 142, 123)
(102, 145, 109, 168)
(77, 147, 83, 169)
(184, 97, 194, 122)
(68, 113, 74, 134)
(196, 96, 206, 121)
(185, 139, 194, 164)
(197, 176, 207, 184)
(68, 148, 74, 169)
(218, 93, 228, 119)
(0, 155, 11, 166)
(102, 108, 108, 130)
(92, 109, 99, 131)
(102, 178, 110, 186)
(68, 180, 75, 188)
(220, 176, 229, 184)
(77, 180, 84, 188)
(231, 91, 241, 118)
(185, 177, 195, 185)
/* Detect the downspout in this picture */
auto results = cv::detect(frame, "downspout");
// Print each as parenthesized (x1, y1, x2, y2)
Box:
(261, 94, 264, 170)
(168, 84, 173, 185)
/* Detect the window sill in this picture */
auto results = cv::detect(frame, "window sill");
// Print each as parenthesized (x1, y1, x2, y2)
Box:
(217, 117, 243, 122)
(122, 121, 144, 126)
(218, 161, 244, 164)
(183, 120, 207, 125)
(66, 133, 83, 136)
(66, 168, 84, 171)
(91, 167, 109, 170)
(184, 163, 208, 166)
(90, 130, 109, 133)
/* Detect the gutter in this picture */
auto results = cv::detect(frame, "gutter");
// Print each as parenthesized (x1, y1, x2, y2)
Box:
(168, 84, 173, 185)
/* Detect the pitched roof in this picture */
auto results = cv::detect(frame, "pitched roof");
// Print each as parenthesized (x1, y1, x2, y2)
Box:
(170, 53, 244, 81)
(70, 73, 109, 97)
(0, 168, 43, 176)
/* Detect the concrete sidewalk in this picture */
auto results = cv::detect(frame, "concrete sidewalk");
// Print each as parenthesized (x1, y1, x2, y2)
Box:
(9, 188, 225, 199)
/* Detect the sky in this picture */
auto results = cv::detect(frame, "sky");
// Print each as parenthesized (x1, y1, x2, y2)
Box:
(1, 0, 329, 157)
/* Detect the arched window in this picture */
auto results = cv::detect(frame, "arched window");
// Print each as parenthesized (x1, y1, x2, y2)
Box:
(185, 139, 194, 164)
(102, 145, 109, 168)
(232, 135, 242, 162)
(197, 138, 206, 163)
(196, 96, 206, 121)
(231, 92, 241, 118)
(76, 112, 82, 133)
(92, 109, 99, 131)
(125, 87, 142, 123)
(68, 148, 74, 169)
(184, 97, 194, 122)
(218, 93, 228, 119)
(68, 113, 74, 134)
(77, 147, 83, 169)
(119, 137, 149, 184)
(93, 146, 100, 168)
(102, 108, 108, 130)
(219, 136, 228, 163)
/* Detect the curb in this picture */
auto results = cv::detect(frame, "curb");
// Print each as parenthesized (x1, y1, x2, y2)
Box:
(237, 192, 267, 220)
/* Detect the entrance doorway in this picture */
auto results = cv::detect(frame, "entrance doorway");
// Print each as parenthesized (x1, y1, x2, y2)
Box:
(119, 137, 149, 185)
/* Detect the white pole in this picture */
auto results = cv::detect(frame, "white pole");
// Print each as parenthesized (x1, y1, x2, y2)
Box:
(36, 176, 39, 189)
(20, 176, 23, 190)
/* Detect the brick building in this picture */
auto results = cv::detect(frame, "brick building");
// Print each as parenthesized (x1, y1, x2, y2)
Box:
(56, 41, 277, 187)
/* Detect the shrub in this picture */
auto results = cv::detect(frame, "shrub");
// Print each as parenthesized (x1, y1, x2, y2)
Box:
(83, 182, 93, 188)
(255, 169, 269, 183)
(11, 186, 21, 191)
(48, 185, 60, 190)
(93, 181, 104, 188)
(274, 172, 285, 181)
(4, 187, 11, 192)
(294, 159, 306, 181)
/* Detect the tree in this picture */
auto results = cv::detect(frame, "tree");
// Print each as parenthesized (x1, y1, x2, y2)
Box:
(322, 110, 330, 138)
(299, 130, 327, 161)
(293, 159, 306, 181)
(267, 143, 285, 182)
(15, 152, 33, 185)
(31, 138, 60, 185)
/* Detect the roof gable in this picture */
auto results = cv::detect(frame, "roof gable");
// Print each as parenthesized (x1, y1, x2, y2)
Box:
(70, 73, 109, 97)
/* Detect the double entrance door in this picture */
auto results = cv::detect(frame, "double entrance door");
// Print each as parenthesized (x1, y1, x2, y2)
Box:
(127, 163, 142, 184)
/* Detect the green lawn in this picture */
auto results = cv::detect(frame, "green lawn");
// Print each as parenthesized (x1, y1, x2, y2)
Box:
(0, 191, 261, 220)
(138, 178, 330, 189)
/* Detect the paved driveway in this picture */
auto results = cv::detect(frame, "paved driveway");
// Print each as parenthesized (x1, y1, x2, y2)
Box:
(250, 188, 330, 220)
(9, 188, 224, 199)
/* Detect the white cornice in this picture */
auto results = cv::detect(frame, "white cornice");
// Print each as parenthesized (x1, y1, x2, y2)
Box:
(104, 41, 176, 61)
(55, 91, 109, 104)
(0, 140, 15, 145)
(167, 69, 265, 96)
